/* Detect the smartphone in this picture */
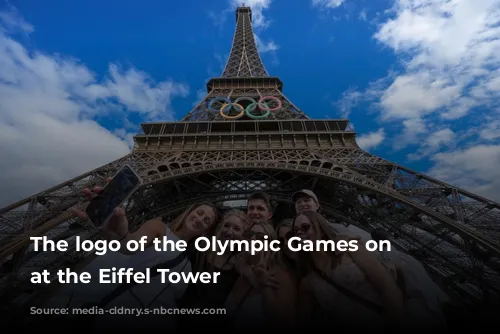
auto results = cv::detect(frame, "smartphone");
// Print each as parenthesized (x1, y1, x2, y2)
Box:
(85, 164, 142, 227)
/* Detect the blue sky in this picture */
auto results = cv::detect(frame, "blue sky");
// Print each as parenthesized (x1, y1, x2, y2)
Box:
(1, 0, 499, 207)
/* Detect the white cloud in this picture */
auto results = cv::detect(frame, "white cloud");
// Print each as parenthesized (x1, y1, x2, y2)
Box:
(333, 87, 363, 118)
(392, 118, 428, 150)
(254, 33, 280, 65)
(479, 121, 500, 141)
(254, 34, 279, 53)
(373, 0, 500, 125)
(336, 0, 500, 126)
(312, 0, 346, 9)
(375, 0, 499, 127)
(334, 0, 500, 201)
(193, 88, 207, 107)
(0, 6, 33, 34)
(378, 72, 462, 121)
(426, 128, 455, 149)
(407, 128, 455, 160)
(359, 9, 367, 21)
(0, 9, 189, 207)
(210, 0, 273, 29)
(428, 145, 500, 201)
(232, 0, 273, 29)
(356, 128, 385, 151)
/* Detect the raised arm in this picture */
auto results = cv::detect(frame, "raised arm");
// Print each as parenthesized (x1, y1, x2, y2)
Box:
(72, 186, 168, 255)
(116, 218, 166, 254)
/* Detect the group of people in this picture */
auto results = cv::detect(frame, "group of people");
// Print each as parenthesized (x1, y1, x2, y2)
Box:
(53, 187, 450, 331)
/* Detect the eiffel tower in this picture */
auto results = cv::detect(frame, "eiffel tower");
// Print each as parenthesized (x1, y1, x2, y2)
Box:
(1, 5, 500, 313)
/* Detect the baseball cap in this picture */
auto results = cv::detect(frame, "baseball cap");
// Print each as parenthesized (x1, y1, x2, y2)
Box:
(292, 189, 319, 204)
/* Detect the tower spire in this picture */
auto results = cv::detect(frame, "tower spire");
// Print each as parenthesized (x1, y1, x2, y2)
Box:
(222, 5, 268, 77)
(181, 5, 307, 121)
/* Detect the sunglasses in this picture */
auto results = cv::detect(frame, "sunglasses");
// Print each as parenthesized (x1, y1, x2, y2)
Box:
(293, 224, 312, 235)
(279, 224, 312, 244)
(243, 230, 268, 241)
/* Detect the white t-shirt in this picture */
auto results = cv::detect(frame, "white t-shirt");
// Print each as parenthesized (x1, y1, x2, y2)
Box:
(96, 224, 191, 328)
(57, 226, 191, 329)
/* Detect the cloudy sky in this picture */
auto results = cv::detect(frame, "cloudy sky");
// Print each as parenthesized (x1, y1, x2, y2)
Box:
(1, 0, 499, 208)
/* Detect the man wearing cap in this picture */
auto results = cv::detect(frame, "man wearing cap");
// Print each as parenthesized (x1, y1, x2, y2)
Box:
(292, 189, 320, 213)
(292, 189, 363, 238)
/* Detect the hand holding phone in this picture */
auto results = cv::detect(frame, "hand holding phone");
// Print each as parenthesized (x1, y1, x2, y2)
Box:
(71, 165, 142, 240)
(83, 190, 129, 241)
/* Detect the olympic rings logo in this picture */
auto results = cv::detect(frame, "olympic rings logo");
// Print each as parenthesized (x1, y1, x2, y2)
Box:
(207, 96, 283, 120)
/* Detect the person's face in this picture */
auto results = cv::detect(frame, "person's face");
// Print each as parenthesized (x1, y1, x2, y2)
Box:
(293, 214, 317, 242)
(243, 224, 269, 257)
(278, 225, 297, 260)
(219, 215, 246, 241)
(243, 223, 268, 241)
(247, 199, 272, 223)
(184, 204, 217, 235)
(295, 195, 318, 214)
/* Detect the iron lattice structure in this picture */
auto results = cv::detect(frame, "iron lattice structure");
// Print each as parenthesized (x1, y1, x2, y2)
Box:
(1, 6, 500, 312)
